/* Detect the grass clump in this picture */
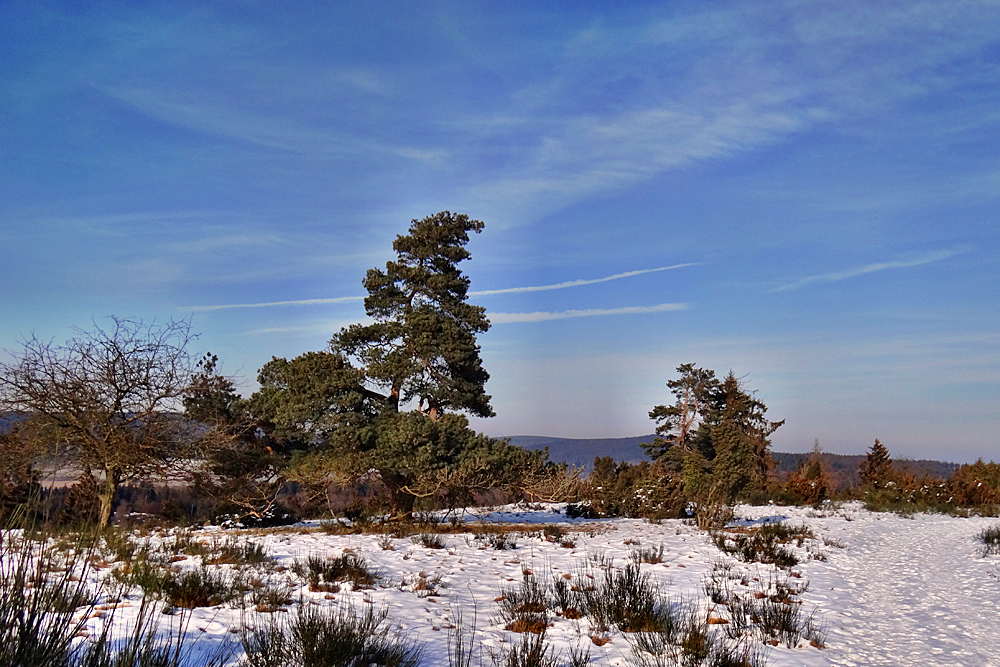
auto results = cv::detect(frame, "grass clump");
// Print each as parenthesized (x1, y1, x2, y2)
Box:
(630, 610, 767, 667)
(204, 536, 272, 567)
(541, 525, 576, 548)
(978, 524, 1000, 556)
(491, 628, 559, 667)
(412, 533, 448, 549)
(711, 522, 813, 568)
(160, 531, 212, 559)
(704, 561, 825, 650)
(0, 528, 231, 667)
(75, 599, 232, 667)
(102, 528, 156, 564)
(469, 526, 518, 550)
(247, 577, 295, 613)
(164, 566, 243, 609)
(0, 531, 95, 666)
(113, 560, 244, 609)
(498, 558, 672, 635)
(242, 604, 422, 667)
(631, 544, 665, 565)
(293, 553, 378, 592)
(111, 559, 174, 598)
(578, 560, 665, 633)
(447, 610, 477, 667)
(497, 572, 550, 634)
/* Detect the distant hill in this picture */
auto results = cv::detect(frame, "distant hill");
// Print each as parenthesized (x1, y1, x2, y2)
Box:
(506, 434, 961, 485)
(505, 434, 654, 472)
(772, 452, 960, 489)
(0, 412, 27, 435)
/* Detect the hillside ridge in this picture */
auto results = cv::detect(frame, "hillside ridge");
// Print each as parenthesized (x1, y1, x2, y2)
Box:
(507, 434, 961, 482)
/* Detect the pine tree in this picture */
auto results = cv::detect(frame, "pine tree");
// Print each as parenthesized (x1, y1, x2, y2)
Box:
(641, 363, 718, 464)
(332, 211, 492, 420)
(711, 371, 783, 487)
(247, 213, 532, 516)
(708, 373, 782, 503)
(859, 438, 892, 488)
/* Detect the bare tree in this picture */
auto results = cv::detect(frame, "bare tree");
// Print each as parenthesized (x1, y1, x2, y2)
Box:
(0, 318, 196, 527)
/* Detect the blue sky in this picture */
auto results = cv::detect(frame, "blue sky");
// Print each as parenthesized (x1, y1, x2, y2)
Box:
(2, 1, 998, 462)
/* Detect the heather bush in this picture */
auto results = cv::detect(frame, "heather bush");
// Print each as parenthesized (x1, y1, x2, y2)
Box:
(978, 524, 1000, 556)
(242, 604, 421, 667)
(582, 458, 686, 519)
(950, 460, 1000, 509)
(711, 522, 813, 568)
(0, 526, 229, 666)
(293, 553, 378, 592)
(497, 572, 551, 634)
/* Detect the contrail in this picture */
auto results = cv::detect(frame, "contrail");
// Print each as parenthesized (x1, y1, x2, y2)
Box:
(189, 295, 365, 312)
(772, 247, 967, 292)
(469, 263, 697, 296)
(490, 302, 687, 323)
(187, 263, 696, 312)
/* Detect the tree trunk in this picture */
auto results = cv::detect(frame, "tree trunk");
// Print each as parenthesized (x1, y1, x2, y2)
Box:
(97, 468, 119, 528)
(380, 470, 415, 519)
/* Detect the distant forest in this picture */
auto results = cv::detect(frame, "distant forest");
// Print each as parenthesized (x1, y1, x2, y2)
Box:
(511, 434, 960, 488)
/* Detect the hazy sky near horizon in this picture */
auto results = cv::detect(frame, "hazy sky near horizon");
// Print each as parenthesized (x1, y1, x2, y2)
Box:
(2, 1, 998, 462)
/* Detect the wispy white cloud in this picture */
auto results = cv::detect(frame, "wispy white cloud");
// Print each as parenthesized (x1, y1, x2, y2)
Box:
(454, 2, 1000, 228)
(490, 302, 687, 324)
(772, 247, 968, 292)
(465, 103, 807, 224)
(470, 263, 697, 296)
(102, 86, 353, 155)
(101, 84, 448, 164)
(168, 233, 287, 253)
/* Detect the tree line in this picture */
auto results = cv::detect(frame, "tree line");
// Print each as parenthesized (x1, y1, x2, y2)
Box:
(0, 213, 553, 527)
(1, 211, 996, 528)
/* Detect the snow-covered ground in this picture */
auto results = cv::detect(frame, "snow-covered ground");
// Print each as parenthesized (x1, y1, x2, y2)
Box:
(63, 503, 1000, 666)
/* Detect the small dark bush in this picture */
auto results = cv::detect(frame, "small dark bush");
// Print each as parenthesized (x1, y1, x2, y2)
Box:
(497, 572, 550, 634)
(493, 628, 559, 667)
(583, 459, 687, 520)
(711, 522, 811, 568)
(469, 526, 517, 550)
(54, 474, 102, 527)
(949, 460, 1000, 508)
(217, 508, 297, 529)
(163, 567, 243, 609)
(565, 504, 599, 519)
(631, 544, 665, 565)
(412, 533, 447, 549)
(242, 604, 421, 667)
(205, 537, 272, 567)
(293, 553, 377, 591)
(979, 524, 1000, 556)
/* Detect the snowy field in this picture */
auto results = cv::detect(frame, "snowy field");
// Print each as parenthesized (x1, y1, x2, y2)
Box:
(55, 503, 1000, 666)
